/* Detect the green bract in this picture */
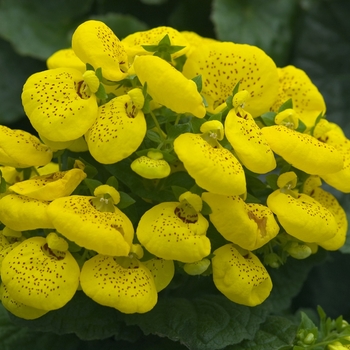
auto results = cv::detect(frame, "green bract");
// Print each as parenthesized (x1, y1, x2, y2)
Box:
(0, 19, 348, 328)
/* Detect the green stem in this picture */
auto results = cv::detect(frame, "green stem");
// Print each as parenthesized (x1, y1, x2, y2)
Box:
(150, 110, 166, 142)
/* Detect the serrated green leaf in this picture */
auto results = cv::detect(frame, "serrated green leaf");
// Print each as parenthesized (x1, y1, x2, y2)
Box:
(125, 293, 270, 350)
(227, 316, 297, 350)
(0, 0, 94, 59)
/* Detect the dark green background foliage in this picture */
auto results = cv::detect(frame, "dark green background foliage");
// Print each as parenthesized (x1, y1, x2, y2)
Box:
(0, 0, 350, 349)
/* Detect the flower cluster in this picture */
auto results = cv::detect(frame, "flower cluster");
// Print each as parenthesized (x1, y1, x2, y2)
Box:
(0, 20, 348, 319)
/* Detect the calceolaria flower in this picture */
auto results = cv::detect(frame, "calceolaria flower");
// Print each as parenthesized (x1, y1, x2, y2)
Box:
(1, 234, 80, 312)
(136, 192, 210, 263)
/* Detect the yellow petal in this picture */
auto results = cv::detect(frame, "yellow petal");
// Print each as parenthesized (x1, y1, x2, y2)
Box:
(261, 125, 343, 175)
(270, 66, 326, 129)
(9, 168, 86, 201)
(136, 202, 210, 263)
(202, 192, 279, 250)
(182, 42, 279, 116)
(46, 48, 86, 73)
(174, 133, 246, 196)
(143, 258, 175, 292)
(133, 55, 206, 118)
(0, 194, 54, 231)
(85, 95, 147, 164)
(21, 68, 98, 142)
(131, 155, 171, 179)
(47, 195, 134, 256)
(267, 190, 337, 242)
(0, 126, 52, 168)
(80, 255, 157, 313)
(72, 20, 128, 81)
(0, 283, 48, 320)
(225, 109, 276, 173)
(212, 244, 272, 306)
(1, 236, 80, 311)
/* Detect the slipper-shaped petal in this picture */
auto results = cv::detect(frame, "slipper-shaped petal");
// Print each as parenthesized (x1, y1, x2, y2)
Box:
(174, 133, 246, 195)
(1, 236, 80, 311)
(212, 244, 272, 306)
(21, 67, 98, 142)
(182, 42, 279, 116)
(261, 125, 343, 175)
(136, 202, 210, 263)
(72, 20, 128, 81)
(133, 55, 206, 118)
(9, 168, 86, 201)
(85, 94, 147, 164)
(0, 194, 54, 231)
(80, 254, 157, 314)
(270, 66, 326, 129)
(143, 258, 175, 292)
(202, 192, 279, 250)
(46, 48, 85, 73)
(47, 195, 134, 256)
(0, 126, 52, 168)
(0, 283, 49, 320)
(267, 190, 337, 242)
(225, 109, 276, 173)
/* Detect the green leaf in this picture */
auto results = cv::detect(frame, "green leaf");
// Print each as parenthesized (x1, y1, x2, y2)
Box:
(278, 98, 293, 113)
(260, 112, 276, 126)
(117, 191, 136, 209)
(211, 0, 297, 66)
(0, 39, 46, 124)
(171, 185, 188, 200)
(126, 293, 270, 350)
(146, 129, 162, 143)
(227, 316, 297, 350)
(192, 75, 203, 92)
(84, 178, 103, 195)
(0, 0, 94, 59)
(166, 122, 192, 139)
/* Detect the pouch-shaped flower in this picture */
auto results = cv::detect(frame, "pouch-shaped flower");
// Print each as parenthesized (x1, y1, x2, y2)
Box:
(133, 55, 206, 118)
(72, 20, 128, 81)
(261, 125, 343, 175)
(0, 126, 52, 168)
(47, 195, 134, 256)
(46, 48, 85, 73)
(143, 258, 175, 292)
(182, 42, 279, 116)
(21, 67, 98, 142)
(174, 133, 246, 196)
(1, 236, 80, 311)
(202, 192, 279, 250)
(270, 66, 326, 129)
(9, 168, 86, 201)
(136, 202, 210, 263)
(85, 94, 147, 164)
(0, 194, 54, 231)
(80, 254, 157, 314)
(0, 283, 49, 320)
(225, 109, 276, 173)
(267, 190, 337, 242)
(212, 244, 272, 306)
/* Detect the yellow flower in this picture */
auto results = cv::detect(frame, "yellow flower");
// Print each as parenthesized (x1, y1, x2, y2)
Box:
(0, 229, 24, 271)
(72, 20, 128, 81)
(46, 48, 85, 73)
(303, 177, 348, 250)
(267, 189, 338, 242)
(0, 166, 23, 185)
(202, 192, 279, 250)
(0, 283, 49, 320)
(85, 94, 147, 164)
(180, 31, 218, 57)
(225, 108, 276, 173)
(136, 195, 210, 263)
(182, 42, 279, 116)
(261, 125, 343, 175)
(174, 132, 246, 196)
(21, 68, 98, 142)
(80, 254, 157, 314)
(122, 26, 189, 62)
(39, 134, 88, 153)
(183, 258, 211, 276)
(140, 258, 174, 292)
(0, 126, 52, 168)
(270, 66, 326, 129)
(1, 236, 80, 311)
(212, 244, 272, 306)
(131, 151, 171, 179)
(47, 195, 134, 256)
(0, 194, 54, 231)
(9, 168, 86, 201)
(133, 55, 206, 118)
